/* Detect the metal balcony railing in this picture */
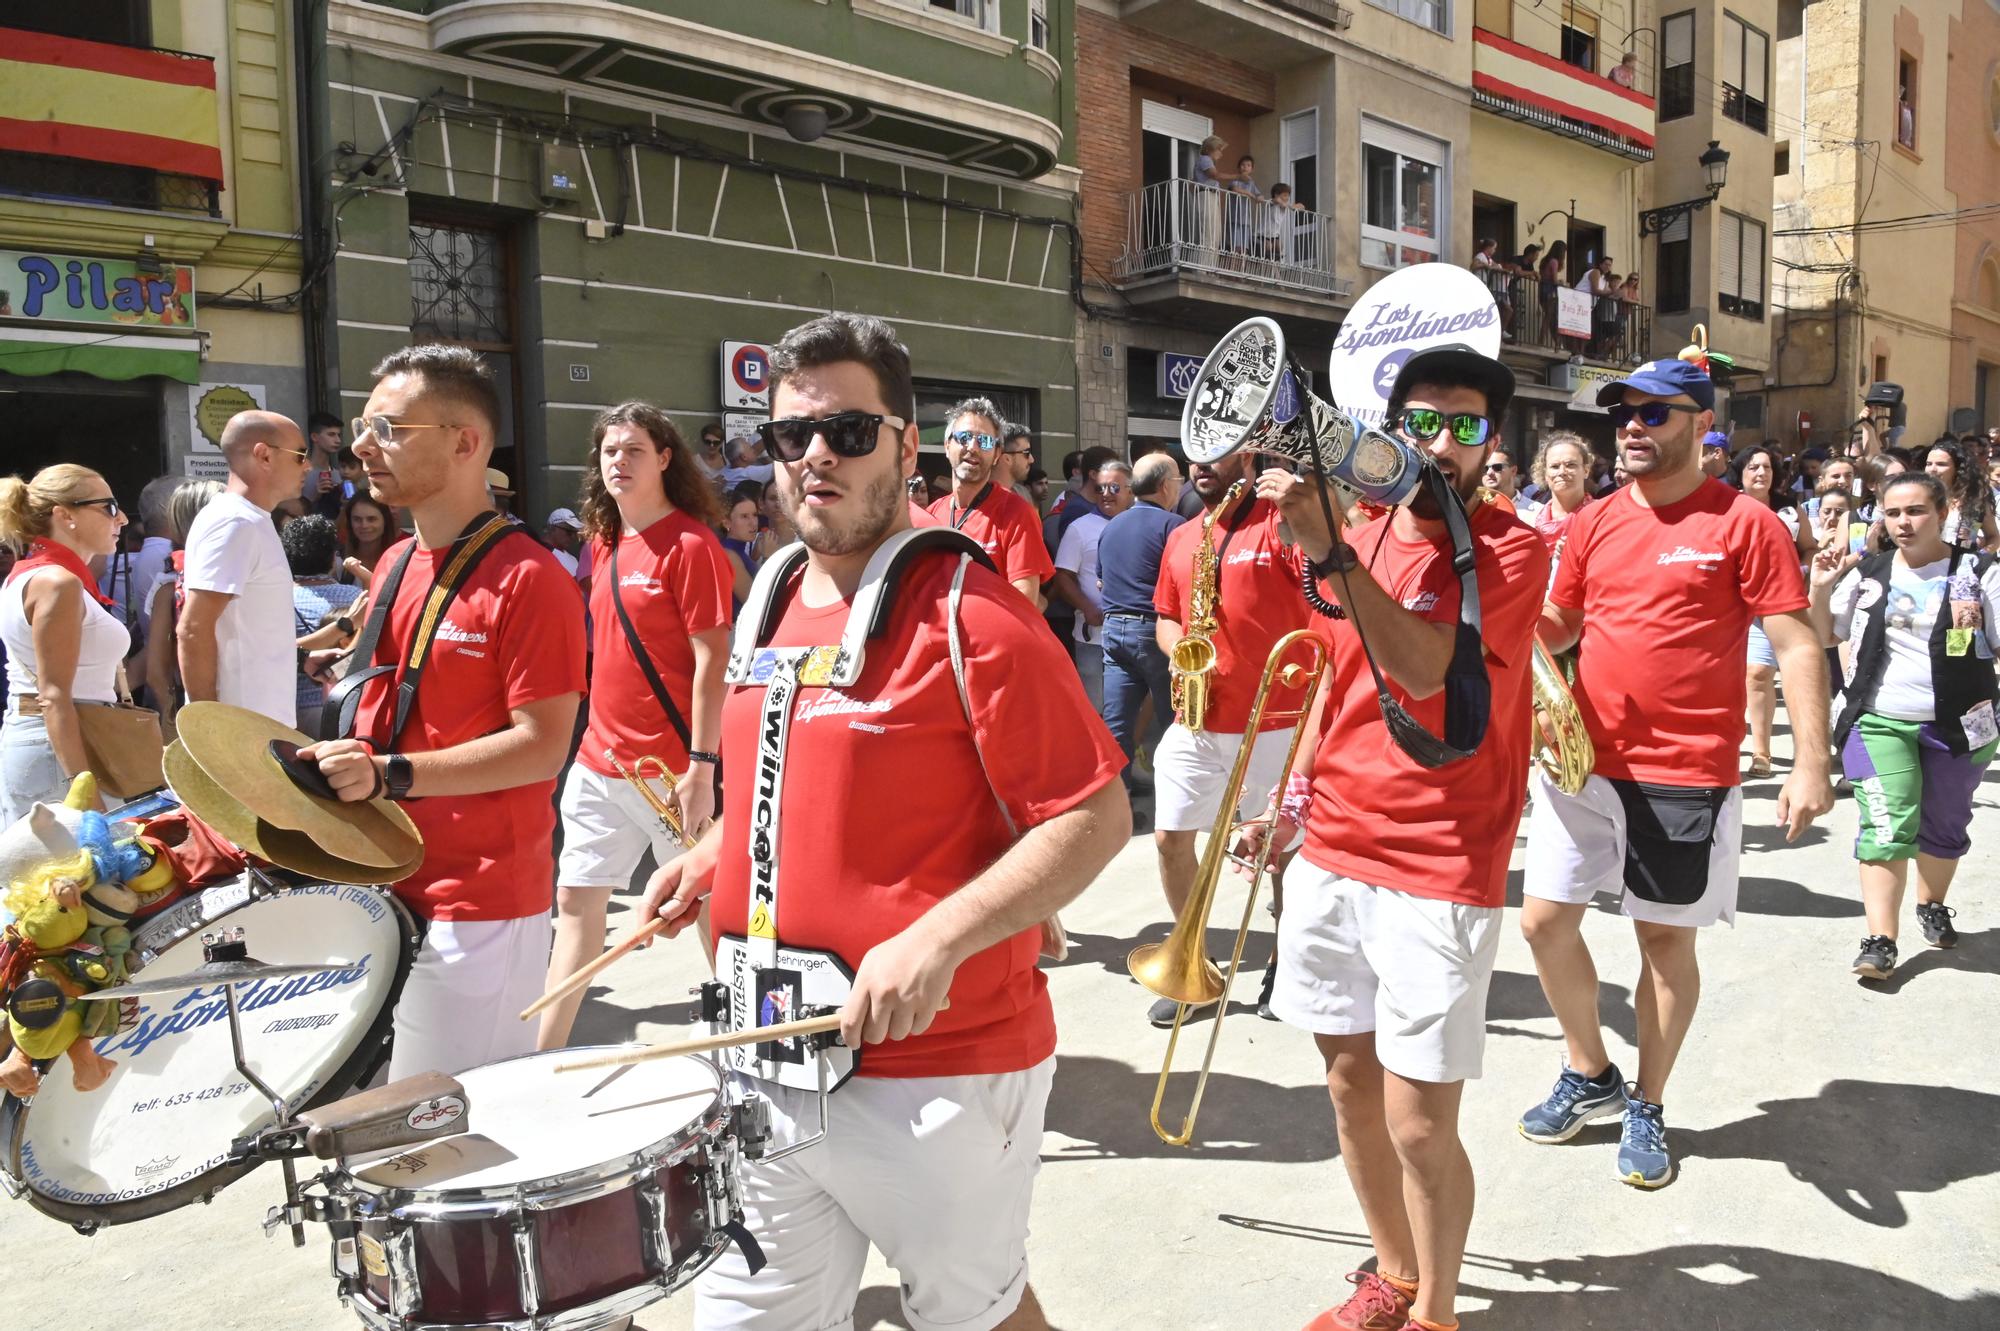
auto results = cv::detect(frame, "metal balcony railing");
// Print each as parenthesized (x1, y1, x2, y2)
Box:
(1487, 270, 1653, 364)
(1114, 178, 1352, 300)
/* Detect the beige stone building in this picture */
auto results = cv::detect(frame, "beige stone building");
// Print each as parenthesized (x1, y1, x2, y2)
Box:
(1768, 0, 1966, 448)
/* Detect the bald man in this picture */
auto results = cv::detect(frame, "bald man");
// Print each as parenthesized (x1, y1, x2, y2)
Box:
(177, 409, 313, 723)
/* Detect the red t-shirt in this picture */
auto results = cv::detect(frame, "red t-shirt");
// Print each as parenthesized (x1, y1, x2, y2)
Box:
(1152, 498, 1313, 734)
(355, 532, 587, 921)
(928, 484, 1054, 585)
(708, 554, 1124, 1078)
(1533, 496, 1590, 553)
(1550, 478, 1808, 787)
(908, 500, 941, 528)
(1302, 503, 1548, 908)
(578, 512, 734, 777)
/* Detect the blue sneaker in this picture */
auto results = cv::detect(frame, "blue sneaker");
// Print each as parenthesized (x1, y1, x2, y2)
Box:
(1618, 1090, 1674, 1188)
(1518, 1063, 1626, 1143)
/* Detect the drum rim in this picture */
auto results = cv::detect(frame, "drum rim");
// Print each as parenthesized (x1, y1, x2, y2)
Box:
(339, 1047, 726, 1213)
(2, 878, 423, 1229)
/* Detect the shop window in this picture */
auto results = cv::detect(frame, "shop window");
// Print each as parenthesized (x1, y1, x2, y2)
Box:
(1718, 210, 1765, 321)
(1723, 13, 1769, 134)
(409, 220, 511, 345)
(914, 382, 1034, 452)
(1660, 12, 1695, 121)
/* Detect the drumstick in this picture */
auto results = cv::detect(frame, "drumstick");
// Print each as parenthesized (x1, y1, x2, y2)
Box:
(519, 916, 668, 1021)
(555, 1014, 843, 1071)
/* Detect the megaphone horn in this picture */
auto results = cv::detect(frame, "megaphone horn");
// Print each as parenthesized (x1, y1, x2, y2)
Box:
(1180, 316, 1424, 508)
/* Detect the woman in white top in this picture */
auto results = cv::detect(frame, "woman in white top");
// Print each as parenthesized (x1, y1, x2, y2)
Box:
(0, 464, 132, 820)
(1735, 445, 1801, 777)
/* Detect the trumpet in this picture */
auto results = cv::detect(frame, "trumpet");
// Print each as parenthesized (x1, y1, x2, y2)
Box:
(1529, 645, 1594, 796)
(1130, 628, 1328, 1147)
(604, 748, 694, 849)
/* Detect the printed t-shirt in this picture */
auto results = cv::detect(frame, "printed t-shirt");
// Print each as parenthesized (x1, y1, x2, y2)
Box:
(1550, 477, 1807, 787)
(354, 532, 587, 921)
(579, 512, 735, 777)
(1152, 497, 1312, 734)
(1830, 556, 2000, 720)
(708, 554, 1125, 1078)
(181, 490, 299, 724)
(929, 484, 1054, 585)
(1303, 502, 1549, 908)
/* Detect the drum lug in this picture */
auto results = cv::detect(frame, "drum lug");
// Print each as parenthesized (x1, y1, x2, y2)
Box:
(386, 1225, 423, 1321)
(0, 1169, 24, 1203)
(637, 1174, 669, 1273)
(511, 1201, 543, 1316)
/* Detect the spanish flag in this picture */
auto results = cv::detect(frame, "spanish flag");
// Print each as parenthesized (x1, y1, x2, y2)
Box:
(0, 27, 224, 183)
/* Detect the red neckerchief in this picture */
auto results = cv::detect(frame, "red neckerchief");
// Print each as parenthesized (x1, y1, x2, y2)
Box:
(5, 538, 116, 608)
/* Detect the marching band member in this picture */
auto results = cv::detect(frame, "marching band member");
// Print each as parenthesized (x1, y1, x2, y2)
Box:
(1147, 450, 1312, 1026)
(641, 314, 1128, 1331)
(303, 345, 587, 1081)
(1255, 345, 1547, 1331)
(537, 402, 735, 1051)
(928, 396, 1053, 605)
(1516, 356, 1833, 1188)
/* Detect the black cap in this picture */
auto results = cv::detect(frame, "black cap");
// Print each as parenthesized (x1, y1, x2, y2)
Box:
(1388, 343, 1517, 427)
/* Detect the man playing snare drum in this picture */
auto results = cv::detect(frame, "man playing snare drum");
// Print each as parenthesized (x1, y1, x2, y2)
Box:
(642, 313, 1128, 1331)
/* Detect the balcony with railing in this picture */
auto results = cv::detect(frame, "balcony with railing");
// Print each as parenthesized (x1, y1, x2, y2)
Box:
(1472, 27, 1655, 160)
(1120, 0, 1353, 66)
(1490, 271, 1653, 365)
(1114, 179, 1353, 319)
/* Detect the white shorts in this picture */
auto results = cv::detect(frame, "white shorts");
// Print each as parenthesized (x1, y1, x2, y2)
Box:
(1152, 723, 1293, 832)
(555, 762, 686, 889)
(1268, 859, 1502, 1084)
(1523, 768, 1743, 928)
(386, 914, 551, 1082)
(695, 1057, 1056, 1331)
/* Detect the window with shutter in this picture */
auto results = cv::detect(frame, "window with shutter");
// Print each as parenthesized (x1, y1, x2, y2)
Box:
(1718, 213, 1742, 304)
(1662, 12, 1696, 121)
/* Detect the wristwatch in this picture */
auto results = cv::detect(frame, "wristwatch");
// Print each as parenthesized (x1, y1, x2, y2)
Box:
(382, 753, 415, 800)
(688, 750, 721, 768)
(334, 615, 355, 636)
(1309, 541, 1361, 577)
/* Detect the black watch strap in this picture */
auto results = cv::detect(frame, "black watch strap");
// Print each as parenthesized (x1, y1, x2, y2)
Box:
(1310, 542, 1360, 577)
(383, 753, 415, 800)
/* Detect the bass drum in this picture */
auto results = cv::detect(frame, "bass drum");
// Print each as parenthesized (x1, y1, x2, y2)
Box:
(1, 872, 420, 1230)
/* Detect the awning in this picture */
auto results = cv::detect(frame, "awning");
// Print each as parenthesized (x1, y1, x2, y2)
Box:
(0, 325, 202, 383)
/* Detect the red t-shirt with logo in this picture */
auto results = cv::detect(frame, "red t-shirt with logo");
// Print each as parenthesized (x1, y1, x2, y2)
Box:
(356, 533, 588, 921)
(1303, 503, 1549, 908)
(1550, 477, 1808, 787)
(1152, 498, 1313, 734)
(579, 512, 734, 778)
(928, 485, 1054, 585)
(707, 554, 1125, 1078)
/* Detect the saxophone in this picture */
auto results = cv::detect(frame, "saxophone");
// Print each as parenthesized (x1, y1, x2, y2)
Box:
(1170, 479, 1247, 732)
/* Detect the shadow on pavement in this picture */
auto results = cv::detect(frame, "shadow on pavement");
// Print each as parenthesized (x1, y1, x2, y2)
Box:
(1735, 874, 1864, 918)
(1218, 1221, 2000, 1330)
(1875, 927, 2000, 992)
(1044, 1054, 1338, 1163)
(1049, 923, 1278, 982)
(1483, 968, 1638, 1049)
(1740, 820, 1831, 852)
(1675, 1079, 2000, 1227)
(852, 1287, 913, 1329)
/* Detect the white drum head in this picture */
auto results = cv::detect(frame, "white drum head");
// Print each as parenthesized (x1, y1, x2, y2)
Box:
(351, 1050, 720, 1198)
(6, 880, 416, 1225)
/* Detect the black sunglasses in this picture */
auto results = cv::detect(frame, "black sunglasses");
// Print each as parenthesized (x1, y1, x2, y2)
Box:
(1396, 408, 1493, 449)
(756, 411, 908, 463)
(70, 498, 122, 519)
(1608, 402, 1701, 430)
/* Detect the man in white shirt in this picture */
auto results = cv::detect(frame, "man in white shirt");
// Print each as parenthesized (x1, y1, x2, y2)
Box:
(178, 409, 312, 724)
(99, 475, 178, 639)
(1053, 459, 1133, 709)
(543, 508, 582, 576)
(719, 432, 775, 492)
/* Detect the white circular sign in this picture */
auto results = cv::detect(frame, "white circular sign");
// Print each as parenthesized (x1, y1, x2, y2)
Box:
(1328, 263, 1502, 430)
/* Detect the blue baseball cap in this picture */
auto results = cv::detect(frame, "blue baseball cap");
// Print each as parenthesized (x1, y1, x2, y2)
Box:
(1701, 431, 1730, 451)
(1595, 358, 1715, 412)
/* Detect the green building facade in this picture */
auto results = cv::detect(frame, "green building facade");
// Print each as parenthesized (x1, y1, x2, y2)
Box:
(321, 0, 1079, 520)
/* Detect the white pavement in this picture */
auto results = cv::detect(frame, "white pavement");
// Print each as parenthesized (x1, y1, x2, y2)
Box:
(5, 731, 1998, 1330)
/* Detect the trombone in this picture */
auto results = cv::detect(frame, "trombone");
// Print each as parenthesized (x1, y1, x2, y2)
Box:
(1129, 628, 1328, 1147)
(604, 747, 694, 849)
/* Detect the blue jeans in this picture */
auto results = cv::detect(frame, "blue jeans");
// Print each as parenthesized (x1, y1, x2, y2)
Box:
(1101, 614, 1174, 784)
(1, 703, 67, 826)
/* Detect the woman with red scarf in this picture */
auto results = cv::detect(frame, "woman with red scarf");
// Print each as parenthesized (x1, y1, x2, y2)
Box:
(0, 465, 131, 819)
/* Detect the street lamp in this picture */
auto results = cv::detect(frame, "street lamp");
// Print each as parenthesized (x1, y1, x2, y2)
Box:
(1638, 140, 1732, 237)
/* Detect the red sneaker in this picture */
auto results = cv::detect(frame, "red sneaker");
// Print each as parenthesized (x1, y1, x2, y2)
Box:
(1300, 1271, 1415, 1331)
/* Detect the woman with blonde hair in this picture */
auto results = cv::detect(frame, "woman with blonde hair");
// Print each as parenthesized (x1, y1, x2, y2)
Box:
(1192, 135, 1245, 257)
(1526, 432, 1596, 553)
(0, 465, 131, 819)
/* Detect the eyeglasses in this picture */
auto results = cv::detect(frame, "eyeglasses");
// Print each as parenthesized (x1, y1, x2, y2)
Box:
(947, 430, 999, 452)
(69, 498, 121, 519)
(1097, 483, 1124, 496)
(272, 446, 312, 464)
(1396, 408, 1494, 449)
(1482, 462, 1509, 473)
(1607, 402, 1701, 430)
(1004, 448, 1033, 458)
(756, 411, 907, 463)
(352, 417, 468, 446)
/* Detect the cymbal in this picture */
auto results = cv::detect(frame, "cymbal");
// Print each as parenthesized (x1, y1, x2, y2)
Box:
(165, 740, 421, 885)
(82, 955, 336, 1002)
(175, 703, 422, 872)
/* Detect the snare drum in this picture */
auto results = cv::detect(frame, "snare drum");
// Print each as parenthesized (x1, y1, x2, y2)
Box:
(1, 875, 419, 1229)
(323, 1049, 739, 1331)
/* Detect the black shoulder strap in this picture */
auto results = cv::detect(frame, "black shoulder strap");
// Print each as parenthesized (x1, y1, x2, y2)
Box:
(320, 513, 521, 746)
(608, 537, 693, 750)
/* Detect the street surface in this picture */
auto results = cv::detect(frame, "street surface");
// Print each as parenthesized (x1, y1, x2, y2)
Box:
(4, 726, 1996, 1330)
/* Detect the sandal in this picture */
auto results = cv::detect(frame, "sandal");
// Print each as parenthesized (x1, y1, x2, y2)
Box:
(1748, 755, 1774, 778)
